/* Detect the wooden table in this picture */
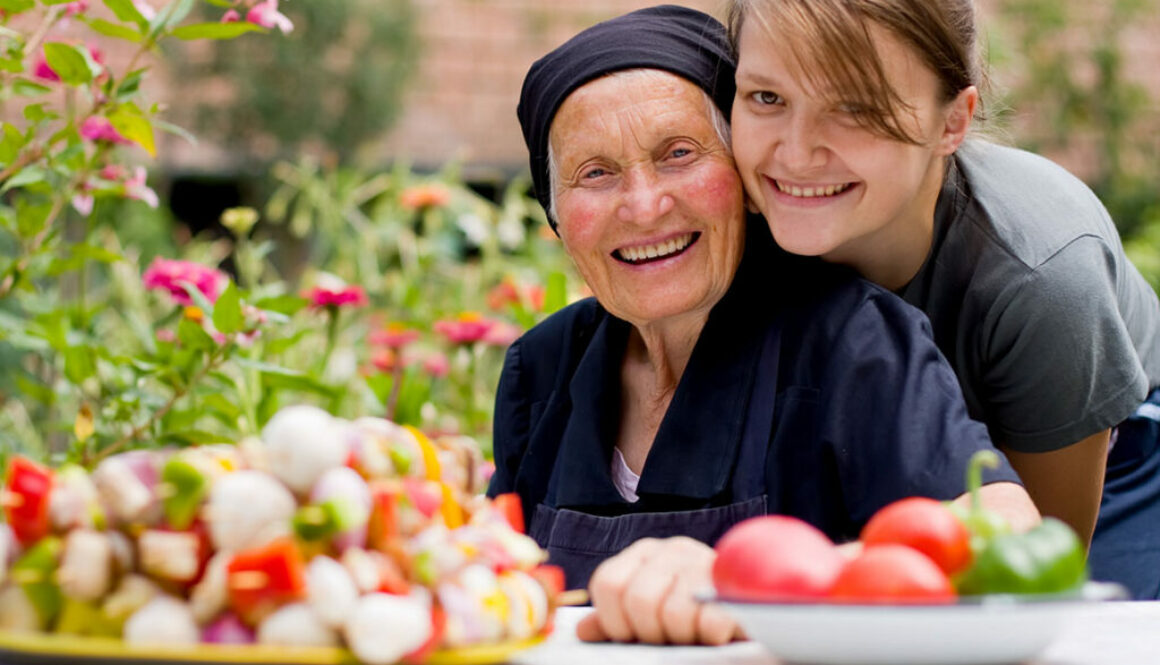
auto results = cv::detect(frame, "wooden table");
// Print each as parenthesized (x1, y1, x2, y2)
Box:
(511, 603, 1160, 664)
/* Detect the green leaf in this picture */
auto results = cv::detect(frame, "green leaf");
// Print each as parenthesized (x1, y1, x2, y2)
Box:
(0, 0, 35, 13)
(0, 123, 25, 166)
(103, 0, 147, 26)
(150, 0, 195, 34)
(171, 22, 265, 40)
(63, 346, 96, 384)
(1, 166, 47, 193)
(212, 281, 243, 334)
(543, 271, 568, 314)
(43, 43, 97, 86)
(12, 79, 52, 97)
(84, 17, 143, 43)
(107, 103, 155, 156)
(177, 317, 215, 351)
(0, 58, 24, 74)
(177, 280, 216, 314)
(115, 69, 146, 101)
(237, 358, 340, 398)
(152, 119, 197, 146)
(254, 294, 309, 316)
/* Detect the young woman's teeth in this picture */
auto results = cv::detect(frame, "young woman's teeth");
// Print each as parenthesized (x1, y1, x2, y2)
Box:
(776, 181, 852, 198)
(617, 233, 694, 264)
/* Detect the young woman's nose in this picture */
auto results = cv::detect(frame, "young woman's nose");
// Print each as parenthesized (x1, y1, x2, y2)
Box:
(617, 169, 675, 224)
(776, 113, 827, 174)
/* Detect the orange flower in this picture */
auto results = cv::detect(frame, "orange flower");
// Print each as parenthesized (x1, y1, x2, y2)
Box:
(399, 184, 450, 210)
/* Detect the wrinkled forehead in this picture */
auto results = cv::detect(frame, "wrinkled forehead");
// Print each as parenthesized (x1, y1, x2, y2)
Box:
(549, 70, 716, 160)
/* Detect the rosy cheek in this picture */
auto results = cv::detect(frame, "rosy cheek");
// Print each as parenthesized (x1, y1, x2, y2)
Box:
(685, 166, 744, 214)
(556, 196, 605, 247)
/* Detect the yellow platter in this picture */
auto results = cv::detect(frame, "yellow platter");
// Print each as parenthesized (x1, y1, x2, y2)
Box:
(0, 630, 548, 665)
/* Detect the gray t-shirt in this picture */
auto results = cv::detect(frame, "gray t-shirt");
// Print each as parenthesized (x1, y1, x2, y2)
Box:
(899, 140, 1160, 453)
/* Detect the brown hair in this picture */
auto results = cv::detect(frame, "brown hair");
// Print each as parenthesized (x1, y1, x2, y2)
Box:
(727, 0, 985, 145)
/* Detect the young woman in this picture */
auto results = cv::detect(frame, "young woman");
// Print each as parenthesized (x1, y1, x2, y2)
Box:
(727, 0, 1160, 599)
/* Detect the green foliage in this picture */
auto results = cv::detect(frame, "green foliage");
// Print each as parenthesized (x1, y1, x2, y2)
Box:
(167, 0, 419, 166)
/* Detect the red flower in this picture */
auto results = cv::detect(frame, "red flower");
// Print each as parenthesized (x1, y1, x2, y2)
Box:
(370, 348, 397, 373)
(433, 312, 495, 345)
(142, 258, 228, 306)
(399, 184, 450, 210)
(482, 322, 522, 347)
(486, 277, 546, 312)
(422, 352, 449, 378)
(368, 322, 421, 349)
(304, 285, 368, 309)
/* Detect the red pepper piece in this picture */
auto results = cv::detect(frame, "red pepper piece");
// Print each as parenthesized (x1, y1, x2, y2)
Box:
(401, 605, 446, 665)
(375, 552, 411, 596)
(226, 538, 307, 624)
(530, 564, 566, 597)
(368, 481, 401, 553)
(492, 493, 525, 534)
(4, 456, 54, 547)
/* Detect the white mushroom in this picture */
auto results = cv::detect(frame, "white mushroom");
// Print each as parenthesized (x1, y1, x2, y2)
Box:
(343, 593, 432, 665)
(57, 529, 112, 601)
(49, 465, 104, 531)
(190, 551, 231, 625)
(123, 595, 200, 646)
(0, 585, 41, 632)
(139, 530, 202, 583)
(102, 574, 160, 623)
(306, 556, 359, 630)
(256, 602, 340, 648)
(261, 405, 348, 494)
(204, 470, 295, 552)
(92, 456, 153, 525)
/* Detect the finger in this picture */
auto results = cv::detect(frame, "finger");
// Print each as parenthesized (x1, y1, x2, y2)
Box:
(657, 538, 717, 645)
(621, 556, 679, 644)
(696, 602, 741, 646)
(589, 539, 660, 643)
(575, 612, 608, 642)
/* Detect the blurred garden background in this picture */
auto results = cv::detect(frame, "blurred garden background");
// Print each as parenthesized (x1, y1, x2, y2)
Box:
(1, 0, 1158, 468)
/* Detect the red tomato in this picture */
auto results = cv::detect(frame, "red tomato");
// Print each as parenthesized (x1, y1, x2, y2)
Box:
(712, 515, 845, 602)
(861, 497, 973, 576)
(829, 544, 956, 604)
(492, 493, 525, 534)
(530, 564, 566, 597)
(4, 456, 54, 547)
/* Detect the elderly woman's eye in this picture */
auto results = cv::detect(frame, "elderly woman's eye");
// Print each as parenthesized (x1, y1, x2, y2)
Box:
(582, 167, 609, 180)
(751, 90, 782, 106)
(670, 147, 693, 159)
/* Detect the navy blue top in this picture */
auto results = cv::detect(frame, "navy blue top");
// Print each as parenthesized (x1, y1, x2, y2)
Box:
(488, 228, 1020, 548)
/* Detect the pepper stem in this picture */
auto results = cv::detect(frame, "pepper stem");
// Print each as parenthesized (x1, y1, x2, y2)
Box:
(967, 450, 999, 514)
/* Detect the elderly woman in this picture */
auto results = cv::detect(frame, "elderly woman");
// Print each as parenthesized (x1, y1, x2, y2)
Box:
(488, 5, 1039, 644)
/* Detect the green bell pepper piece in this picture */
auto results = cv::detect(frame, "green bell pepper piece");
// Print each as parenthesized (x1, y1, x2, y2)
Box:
(12, 536, 63, 627)
(955, 517, 1087, 595)
(947, 450, 1011, 552)
(161, 457, 208, 530)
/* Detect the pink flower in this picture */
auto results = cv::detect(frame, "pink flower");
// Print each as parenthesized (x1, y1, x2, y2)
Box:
(304, 285, 368, 309)
(132, 0, 157, 20)
(80, 117, 132, 145)
(482, 322, 522, 347)
(246, 0, 293, 34)
(422, 352, 450, 378)
(434, 313, 495, 345)
(64, 1, 89, 16)
(368, 323, 421, 349)
(72, 193, 94, 216)
(125, 166, 159, 208)
(156, 328, 177, 343)
(142, 258, 228, 306)
(221, 9, 240, 23)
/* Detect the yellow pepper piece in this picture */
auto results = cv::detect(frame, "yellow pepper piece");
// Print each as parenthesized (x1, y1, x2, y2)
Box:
(440, 482, 464, 529)
(404, 425, 442, 483)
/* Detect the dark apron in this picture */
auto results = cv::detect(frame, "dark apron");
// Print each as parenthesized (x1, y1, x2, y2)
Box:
(529, 328, 781, 591)
(1090, 386, 1160, 599)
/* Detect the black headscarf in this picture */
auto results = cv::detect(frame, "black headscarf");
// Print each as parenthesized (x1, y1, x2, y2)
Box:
(517, 5, 736, 230)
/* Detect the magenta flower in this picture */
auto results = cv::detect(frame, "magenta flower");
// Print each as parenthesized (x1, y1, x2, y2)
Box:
(142, 258, 228, 306)
(221, 9, 240, 23)
(433, 313, 495, 345)
(368, 323, 421, 349)
(64, 1, 89, 16)
(482, 321, 522, 347)
(80, 117, 132, 145)
(247, 0, 293, 34)
(304, 285, 368, 309)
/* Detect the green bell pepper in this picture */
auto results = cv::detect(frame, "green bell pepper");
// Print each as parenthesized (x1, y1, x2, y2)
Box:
(160, 457, 208, 531)
(11, 536, 63, 627)
(947, 450, 1011, 552)
(955, 517, 1087, 595)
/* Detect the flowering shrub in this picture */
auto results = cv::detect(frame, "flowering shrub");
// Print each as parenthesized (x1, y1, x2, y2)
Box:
(0, 2, 579, 471)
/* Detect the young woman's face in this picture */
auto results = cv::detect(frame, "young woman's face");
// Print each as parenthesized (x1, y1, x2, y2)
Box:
(731, 17, 963, 283)
(550, 72, 746, 329)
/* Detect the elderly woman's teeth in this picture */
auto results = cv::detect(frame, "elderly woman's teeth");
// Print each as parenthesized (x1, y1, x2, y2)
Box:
(616, 233, 695, 264)
(775, 181, 852, 198)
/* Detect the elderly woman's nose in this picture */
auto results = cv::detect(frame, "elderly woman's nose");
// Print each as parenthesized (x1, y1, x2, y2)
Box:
(616, 170, 675, 224)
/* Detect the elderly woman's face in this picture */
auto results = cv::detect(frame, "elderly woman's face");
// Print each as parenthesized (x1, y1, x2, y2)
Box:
(550, 71, 746, 328)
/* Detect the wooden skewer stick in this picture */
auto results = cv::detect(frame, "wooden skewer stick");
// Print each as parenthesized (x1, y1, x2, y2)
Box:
(0, 490, 24, 508)
(556, 589, 590, 607)
(229, 570, 269, 590)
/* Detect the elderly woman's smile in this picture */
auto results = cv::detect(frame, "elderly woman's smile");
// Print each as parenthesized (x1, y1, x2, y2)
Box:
(548, 70, 746, 329)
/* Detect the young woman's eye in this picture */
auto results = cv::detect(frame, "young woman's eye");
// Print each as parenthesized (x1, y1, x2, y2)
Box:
(750, 90, 782, 106)
(837, 102, 868, 116)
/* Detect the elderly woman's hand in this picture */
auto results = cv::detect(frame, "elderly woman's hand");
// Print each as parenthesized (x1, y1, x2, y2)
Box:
(574, 536, 743, 645)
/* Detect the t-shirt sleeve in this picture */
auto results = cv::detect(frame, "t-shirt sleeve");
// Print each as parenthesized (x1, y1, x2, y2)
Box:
(487, 340, 528, 498)
(820, 291, 1022, 526)
(980, 236, 1148, 452)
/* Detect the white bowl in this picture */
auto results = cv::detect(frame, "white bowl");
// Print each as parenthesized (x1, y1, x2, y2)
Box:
(700, 582, 1127, 665)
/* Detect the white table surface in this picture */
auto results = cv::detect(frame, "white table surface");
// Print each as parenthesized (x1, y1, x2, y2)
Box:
(510, 603, 1160, 665)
